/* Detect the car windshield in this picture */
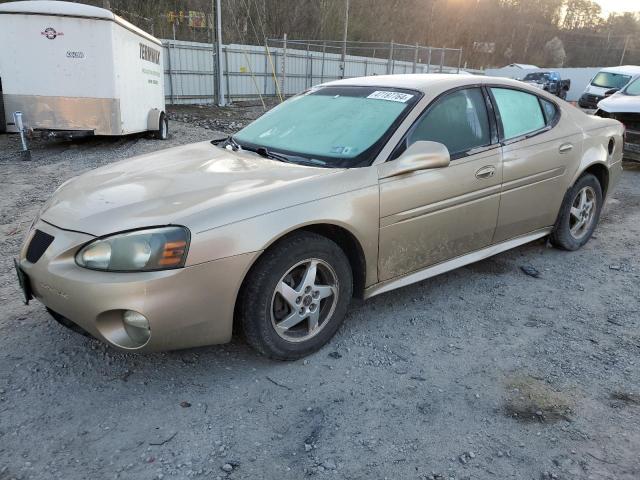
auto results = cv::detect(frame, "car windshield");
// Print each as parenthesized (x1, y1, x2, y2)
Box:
(523, 72, 550, 81)
(591, 72, 632, 89)
(623, 77, 640, 96)
(233, 86, 420, 167)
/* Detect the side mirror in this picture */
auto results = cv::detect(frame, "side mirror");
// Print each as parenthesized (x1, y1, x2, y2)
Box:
(604, 88, 619, 97)
(379, 141, 450, 179)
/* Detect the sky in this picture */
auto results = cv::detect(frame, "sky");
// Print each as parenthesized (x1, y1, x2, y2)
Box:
(594, 0, 640, 16)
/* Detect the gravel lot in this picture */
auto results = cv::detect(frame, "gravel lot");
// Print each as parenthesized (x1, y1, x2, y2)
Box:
(1, 108, 639, 480)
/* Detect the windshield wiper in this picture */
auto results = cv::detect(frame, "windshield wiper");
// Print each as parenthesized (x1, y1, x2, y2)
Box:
(244, 146, 291, 163)
(221, 135, 241, 151)
(230, 140, 329, 167)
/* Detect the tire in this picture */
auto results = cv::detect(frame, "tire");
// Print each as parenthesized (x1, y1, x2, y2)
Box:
(238, 232, 353, 360)
(154, 112, 168, 140)
(550, 173, 603, 251)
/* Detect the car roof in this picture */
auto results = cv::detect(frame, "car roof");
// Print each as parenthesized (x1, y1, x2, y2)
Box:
(599, 65, 640, 75)
(322, 74, 527, 94)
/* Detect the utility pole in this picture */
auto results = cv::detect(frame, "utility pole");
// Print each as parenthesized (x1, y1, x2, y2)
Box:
(340, 0, 349, 79)
(215, 0, 226, 106)
(620, 35, 630, 65)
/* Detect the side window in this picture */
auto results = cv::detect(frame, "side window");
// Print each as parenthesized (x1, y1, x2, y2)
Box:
(490, 88, 546, 140)
(540, 98, 559, 124)
(407, 88, 491, 158)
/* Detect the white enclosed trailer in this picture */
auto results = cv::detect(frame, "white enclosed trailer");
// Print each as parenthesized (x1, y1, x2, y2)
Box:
(0, 1, 167, 139)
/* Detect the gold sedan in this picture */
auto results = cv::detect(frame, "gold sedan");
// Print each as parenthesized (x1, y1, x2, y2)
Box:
(15, 75, 624, 359)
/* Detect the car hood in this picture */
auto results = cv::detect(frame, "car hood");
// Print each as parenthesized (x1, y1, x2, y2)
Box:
(40, 141, 343, 236)
(597, 93, 640, 114)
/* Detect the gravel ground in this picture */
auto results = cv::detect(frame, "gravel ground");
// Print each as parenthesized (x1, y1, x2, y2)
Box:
(1, 111, 639, 480)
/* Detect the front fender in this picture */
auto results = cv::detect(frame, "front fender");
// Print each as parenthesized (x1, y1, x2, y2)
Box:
(185, 168, 381, 288)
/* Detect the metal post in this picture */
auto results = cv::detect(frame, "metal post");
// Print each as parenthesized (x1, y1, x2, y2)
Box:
(427, 47, 432, 73)
(13, 112, 31, 161)
(263, 46, 268, 95)
(306, 43, 311, 88)
(364, 59, 368, 76)
(412, 43, 419, 73)
(224, 46, 231, 105)
(340, 0, 349, 79)
(439, 47, 445, 73)
(387, 41, 394, 74)
(457, 48, 462, 73)
(166, 42, 175, 104)
(211, 0, 216, 104)
(215, 0, 226, 106)
(281, 33, 287, 98)
(320, 41, 326, 83)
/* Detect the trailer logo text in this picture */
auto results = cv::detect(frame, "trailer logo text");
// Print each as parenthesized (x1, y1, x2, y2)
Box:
(41, 27, 63, 40)
(139, 43, 160, 65)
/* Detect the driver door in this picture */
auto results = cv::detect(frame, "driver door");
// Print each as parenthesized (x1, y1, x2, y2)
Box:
(377, 87, 502, 281)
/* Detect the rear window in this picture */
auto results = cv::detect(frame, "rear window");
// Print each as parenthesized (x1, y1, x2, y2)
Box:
(540, 98, 559, 124)
(491, 88, 546, 140)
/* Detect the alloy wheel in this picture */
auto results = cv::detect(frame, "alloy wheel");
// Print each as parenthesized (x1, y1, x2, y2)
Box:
(270, 258, 339, 343)
(569, 186, 597, 239)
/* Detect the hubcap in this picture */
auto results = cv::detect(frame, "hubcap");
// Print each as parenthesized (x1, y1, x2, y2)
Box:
(270, 258, 339, 343)
(569, 186, 596, 239)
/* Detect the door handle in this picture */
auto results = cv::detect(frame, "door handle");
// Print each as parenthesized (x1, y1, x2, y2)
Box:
(559, 143, 573, 154)
(475, 165, 496, 179)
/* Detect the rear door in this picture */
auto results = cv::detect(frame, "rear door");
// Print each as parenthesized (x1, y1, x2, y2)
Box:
(377, 87, 502, 281)
(489, 87, 582, 242)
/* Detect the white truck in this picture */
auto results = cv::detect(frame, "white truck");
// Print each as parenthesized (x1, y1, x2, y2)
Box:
(0, 1, 168, 142)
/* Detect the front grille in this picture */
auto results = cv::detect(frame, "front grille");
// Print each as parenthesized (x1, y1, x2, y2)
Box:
(26, 229, 54, 264)
(580, 94, 602, 108)
(613, 113, 640, 133)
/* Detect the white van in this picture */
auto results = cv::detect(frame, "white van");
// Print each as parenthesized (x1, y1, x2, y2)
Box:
(0, 1, 168, 139)
(578, 65, 640, 110)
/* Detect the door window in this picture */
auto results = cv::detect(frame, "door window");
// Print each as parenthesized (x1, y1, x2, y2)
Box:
(490, 88, 546, 140)
(406, 88, 491, 158)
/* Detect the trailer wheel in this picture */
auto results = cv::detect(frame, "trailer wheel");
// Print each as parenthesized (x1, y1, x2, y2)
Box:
(155, 112, 168, 140)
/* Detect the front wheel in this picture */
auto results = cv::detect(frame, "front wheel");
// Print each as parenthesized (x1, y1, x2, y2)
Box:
(550, 173, 602, 250)
(238, 232, 353, 360)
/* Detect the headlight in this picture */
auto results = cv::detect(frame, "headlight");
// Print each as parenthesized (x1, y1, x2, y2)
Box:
(76, 226, 190, 272)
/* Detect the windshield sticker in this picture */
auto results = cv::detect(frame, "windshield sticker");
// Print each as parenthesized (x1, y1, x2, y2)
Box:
(330, 146, 353, 155)
(367, 91, 414, 103)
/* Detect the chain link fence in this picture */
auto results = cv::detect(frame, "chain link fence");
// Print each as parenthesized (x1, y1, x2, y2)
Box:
(162, 38, 465, 105)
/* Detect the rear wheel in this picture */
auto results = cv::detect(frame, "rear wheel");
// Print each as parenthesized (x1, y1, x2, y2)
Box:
(238, 232, 353, 360)
(154, 112, 168, 140)
(550, 173, 602, 250)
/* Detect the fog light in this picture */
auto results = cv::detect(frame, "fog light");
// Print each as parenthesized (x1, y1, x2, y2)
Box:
(122, 310, 150, 345)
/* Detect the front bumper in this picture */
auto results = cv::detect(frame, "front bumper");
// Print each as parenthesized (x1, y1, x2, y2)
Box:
(624, 129, 640, 162)
(17, 221, 259, 352)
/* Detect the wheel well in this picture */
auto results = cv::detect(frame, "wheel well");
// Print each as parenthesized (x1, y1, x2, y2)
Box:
(583, 163, 609, 198)
(299, 224, 367, 298)
(231, 224, 368, 335)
